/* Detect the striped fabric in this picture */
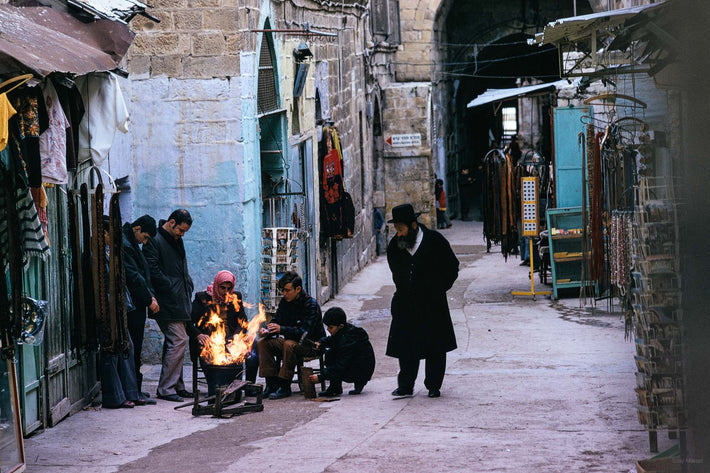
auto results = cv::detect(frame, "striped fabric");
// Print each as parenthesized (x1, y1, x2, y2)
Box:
(0, 181, 51, 266)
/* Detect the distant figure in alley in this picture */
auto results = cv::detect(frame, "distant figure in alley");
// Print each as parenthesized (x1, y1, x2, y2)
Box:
(386, 203, 459, 398)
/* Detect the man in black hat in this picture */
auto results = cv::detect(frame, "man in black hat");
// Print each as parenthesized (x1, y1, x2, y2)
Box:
(386, 203, 459, 398)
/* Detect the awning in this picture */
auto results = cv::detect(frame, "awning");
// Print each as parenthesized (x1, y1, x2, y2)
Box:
(67, 0, 154, 24)
(0, 5, 134, 77)
(467, 79, 572, 109)
(531, 2, 667, 46)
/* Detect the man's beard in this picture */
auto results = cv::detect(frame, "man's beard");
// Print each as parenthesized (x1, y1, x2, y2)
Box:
(397, 226, 419, 250)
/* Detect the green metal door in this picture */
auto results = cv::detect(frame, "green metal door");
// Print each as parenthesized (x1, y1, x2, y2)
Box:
(19, 259, 44, 435)
(553, 106, 592, 208)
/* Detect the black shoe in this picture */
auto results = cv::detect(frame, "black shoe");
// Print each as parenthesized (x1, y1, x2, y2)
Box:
(140, 391, 151, 399)
(157, 393, 184, 402)
(262, 377, 278, 397)
(391, 388, 413, 396)
(349, 382, 366, 395)
(428, 389, 441, 398)
(269, 387, 292, 400)
(318, 387, 343, 398)
(176, 389, 194, 398)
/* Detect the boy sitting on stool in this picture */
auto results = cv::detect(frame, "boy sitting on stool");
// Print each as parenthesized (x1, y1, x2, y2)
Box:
(309, 307, 376, 397)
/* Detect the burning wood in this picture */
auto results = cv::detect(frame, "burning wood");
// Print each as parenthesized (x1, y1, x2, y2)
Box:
(199, 295, 265, 366)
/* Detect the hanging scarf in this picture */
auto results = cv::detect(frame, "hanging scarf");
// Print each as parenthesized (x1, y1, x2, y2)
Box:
(207, 270, 236, 303)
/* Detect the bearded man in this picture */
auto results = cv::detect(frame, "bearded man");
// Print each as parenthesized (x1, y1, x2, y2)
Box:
(386, 203, 459, 398)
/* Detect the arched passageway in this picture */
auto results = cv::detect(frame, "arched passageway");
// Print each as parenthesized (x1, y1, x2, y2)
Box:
(432, 0, 592, 219)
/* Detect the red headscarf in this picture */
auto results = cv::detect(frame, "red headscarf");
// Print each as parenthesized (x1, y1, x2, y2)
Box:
(206, 270, 236, 303)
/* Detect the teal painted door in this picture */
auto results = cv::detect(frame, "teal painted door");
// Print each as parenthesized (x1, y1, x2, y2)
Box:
(553, 106, 592, 208)
(19, 259, 43, 435)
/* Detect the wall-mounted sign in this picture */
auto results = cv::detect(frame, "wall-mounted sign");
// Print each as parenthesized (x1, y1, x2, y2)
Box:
(385, 133, 421, 147)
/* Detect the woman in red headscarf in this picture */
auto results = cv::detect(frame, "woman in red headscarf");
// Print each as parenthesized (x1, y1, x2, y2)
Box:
(188, 270, 258, 382)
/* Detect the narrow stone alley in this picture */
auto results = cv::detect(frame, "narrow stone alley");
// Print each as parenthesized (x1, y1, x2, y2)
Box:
(24, 220, 661, 472)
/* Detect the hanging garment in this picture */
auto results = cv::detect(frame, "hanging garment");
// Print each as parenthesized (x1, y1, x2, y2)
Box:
(39, 80, 70, 184)
(76, 72, 129, 166)
(51, 76, 85, 172)
(29, 186, 49, 242)
(321, 127, 348, 238)
(8, 86, 49, 187)
(0, 159, 51, 265)
(0, 93, 16, 152)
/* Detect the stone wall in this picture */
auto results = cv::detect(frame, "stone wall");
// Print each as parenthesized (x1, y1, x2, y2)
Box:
(395, 0, 439, 82)
(380, 82, 435, 227)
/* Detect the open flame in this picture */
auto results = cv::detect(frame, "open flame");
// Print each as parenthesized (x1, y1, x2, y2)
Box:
(199, 293, 265, 366)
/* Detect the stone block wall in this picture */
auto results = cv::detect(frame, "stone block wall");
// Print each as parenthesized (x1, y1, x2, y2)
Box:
(379, 82, 435, 227)
(395, 0, 439, 82)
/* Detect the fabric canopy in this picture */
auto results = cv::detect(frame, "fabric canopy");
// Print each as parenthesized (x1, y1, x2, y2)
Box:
(467, 79, 572, 109)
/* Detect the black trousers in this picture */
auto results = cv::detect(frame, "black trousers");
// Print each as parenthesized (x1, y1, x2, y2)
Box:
(397, 353, 447, 391)
(127, 308, 147, 393)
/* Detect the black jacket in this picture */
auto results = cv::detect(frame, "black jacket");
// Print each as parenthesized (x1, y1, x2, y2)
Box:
(142, 223, 194, 322)
(122, 223, 154, 311)
(188, 290, 247, 340)
(318, 323, 375, 383)
(272, 292, 326, 342)
(386, 224, 459, 359)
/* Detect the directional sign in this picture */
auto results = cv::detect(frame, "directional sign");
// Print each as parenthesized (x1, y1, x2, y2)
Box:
(385, 133, 421, 147)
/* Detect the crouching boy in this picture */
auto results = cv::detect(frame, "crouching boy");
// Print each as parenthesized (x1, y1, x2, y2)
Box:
(309, 307, 376, 396)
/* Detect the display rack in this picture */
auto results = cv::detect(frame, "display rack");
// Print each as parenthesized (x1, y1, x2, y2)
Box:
(261, 228, 299, 314)
(630, 177, 683, 453)
(546, 207, 593, 299)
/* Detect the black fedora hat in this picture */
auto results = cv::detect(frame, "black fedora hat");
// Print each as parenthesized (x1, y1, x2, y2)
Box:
(388, 203, 421, 224)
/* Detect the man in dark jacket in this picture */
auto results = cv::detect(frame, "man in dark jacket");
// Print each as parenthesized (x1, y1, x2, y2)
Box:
(122, 215, 159, 400)
(142, 209, 194, 402)
(257, 271, 325, 399)
(386, 203, 459, 398)
(309, 307, 376, 397)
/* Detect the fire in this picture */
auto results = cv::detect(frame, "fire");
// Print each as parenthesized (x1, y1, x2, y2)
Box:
(199, 294, 266, 366)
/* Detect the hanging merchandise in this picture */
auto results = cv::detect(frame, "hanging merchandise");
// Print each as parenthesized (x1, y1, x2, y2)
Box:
(106, 193, 129, 354)
(8, 84, 49, 188)
(50, 75, 85, 172)
(39, 79, 70, 184)
(75, 72, 129, 167)
(320, 126, 354, 239)
(482, 148, 518, 259)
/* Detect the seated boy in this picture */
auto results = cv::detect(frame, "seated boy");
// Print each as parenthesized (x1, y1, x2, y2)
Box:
(309, 307, 376, 396)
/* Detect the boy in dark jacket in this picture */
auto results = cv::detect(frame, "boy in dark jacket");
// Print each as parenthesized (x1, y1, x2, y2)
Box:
(309, 307, 376, 397)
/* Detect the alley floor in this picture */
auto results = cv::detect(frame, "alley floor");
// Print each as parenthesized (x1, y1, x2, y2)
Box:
(23, 220, 670, 472)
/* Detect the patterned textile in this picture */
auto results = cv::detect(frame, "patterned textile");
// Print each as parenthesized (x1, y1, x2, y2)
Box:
(0, 148, 51, 266)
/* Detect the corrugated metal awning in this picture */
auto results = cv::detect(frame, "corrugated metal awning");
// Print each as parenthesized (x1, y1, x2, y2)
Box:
(66, 0, 150, 23)
(531, 2, 666, 45)
(0, 5, 134, 77)
(467, 79, 573, 109)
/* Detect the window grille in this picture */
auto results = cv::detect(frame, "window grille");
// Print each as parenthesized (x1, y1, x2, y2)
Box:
(258, 36, 278, 114)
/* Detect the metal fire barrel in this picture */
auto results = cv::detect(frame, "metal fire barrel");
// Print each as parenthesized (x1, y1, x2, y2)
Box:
(200, 361, 243, 396)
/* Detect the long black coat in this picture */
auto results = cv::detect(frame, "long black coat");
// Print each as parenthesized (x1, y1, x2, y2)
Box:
(122, 223, 154, 310)
(318, 323, 375, 383)
(142, 224, 193, 322)
(386, 224, 459, 359)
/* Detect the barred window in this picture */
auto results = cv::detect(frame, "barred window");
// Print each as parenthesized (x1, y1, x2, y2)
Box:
(258, 31, 279, 115)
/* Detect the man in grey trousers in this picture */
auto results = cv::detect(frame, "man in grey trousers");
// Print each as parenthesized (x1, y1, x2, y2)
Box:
(142, 209, 194, 402)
